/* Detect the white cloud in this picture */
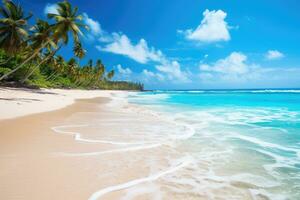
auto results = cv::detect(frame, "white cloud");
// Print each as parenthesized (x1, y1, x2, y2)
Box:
(140, 61, 190, 84)
(117, 64, 132, 75)
(155, 61, 190, 82)
(199, 52, 264, 84)
(198, 52, 300, 88)
(265, 50, 284, 60)
(200, 52, 249, 75)
(183, 9, 230, 43)
(44, 3, 58, 15)
(97, 33, 164, 64)
(142, 69, 165, 82)
(114, 64, 133, 81)
(96, 33, 190, 83)
(83, 13, 102, 36)
(88, 15, 190, 84)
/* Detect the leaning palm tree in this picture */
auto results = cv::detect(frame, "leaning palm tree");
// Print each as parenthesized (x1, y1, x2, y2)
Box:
(29, 19, 56, 51)
(20, 20, 57, 83)
(0, 0, 32, 80)
(0, 0, 87, 81)
(0, 0, 32, 55)
(20, 46, 62, 83)
(46, 55, 65, 81)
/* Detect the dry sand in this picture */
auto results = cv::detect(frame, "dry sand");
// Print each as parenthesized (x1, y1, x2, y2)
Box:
(0, 87, 121, 120)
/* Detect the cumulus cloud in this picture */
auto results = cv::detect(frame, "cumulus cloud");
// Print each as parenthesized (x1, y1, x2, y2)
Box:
(96, 32, 190, 83)
(183, 9, 230, 43)
(83, 13, 102, 36)
(265, 50, 284, 60)
(199, 52, 263, 83)
(155, 61, 190, 82)
(200, 52, 249, 75)
(142, 69, 165, 82)
(198, 52, 300, 88)
(116, 64, 132, 75)
(97, 33, 164, 64)
(44, 3, 58, 15)
(114, 64, 133, 81)
(96, 33, 190, 83)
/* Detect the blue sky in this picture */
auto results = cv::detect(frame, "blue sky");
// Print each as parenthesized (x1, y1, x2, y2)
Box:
(21, 0, 300, 89)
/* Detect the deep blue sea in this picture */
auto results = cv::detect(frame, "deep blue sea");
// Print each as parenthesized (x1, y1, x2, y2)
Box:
(128, 89, 300, 199)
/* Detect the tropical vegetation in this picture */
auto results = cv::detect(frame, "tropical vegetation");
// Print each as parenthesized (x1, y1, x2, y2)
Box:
(0, 0, 143, 90)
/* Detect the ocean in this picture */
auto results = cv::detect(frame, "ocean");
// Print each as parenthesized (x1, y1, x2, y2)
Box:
(127, 89, 300, 199)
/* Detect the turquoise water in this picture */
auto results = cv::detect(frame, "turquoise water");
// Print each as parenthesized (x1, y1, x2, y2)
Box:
(128, 89, 300, 199)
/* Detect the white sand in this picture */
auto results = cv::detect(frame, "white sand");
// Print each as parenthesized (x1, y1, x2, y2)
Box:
(0, 87, 125, 120)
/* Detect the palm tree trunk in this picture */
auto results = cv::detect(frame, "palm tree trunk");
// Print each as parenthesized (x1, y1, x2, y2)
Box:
(45, 71, 58, 81)
(0, 56, 13, 65)
(20, 45, 61, 83)
(20, 57, 47, 83)
(0, 42, 49, 81)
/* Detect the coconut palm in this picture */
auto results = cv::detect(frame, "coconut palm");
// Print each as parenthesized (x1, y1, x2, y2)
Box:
(0, 0, 87, 81)
(20, 20, 57, 83)
(96, 59, 105, 77)
(0, 0, 32, 54)
(0, 0, 33, 80)
(48, 1, 87, 44)
(93, 59, 104, 84)
(66, 58, 77, 77)
(46, 55, 65, 81)
(107, 70, 115, 80)
(73, 42, 85, 59)
(20, 45, 62, 83)
(30, 19, 56, 51)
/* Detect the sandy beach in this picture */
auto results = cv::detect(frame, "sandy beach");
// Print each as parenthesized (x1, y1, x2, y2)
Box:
(0, 87, 119, 120)
(0, 87, 188, 200)
(1, 87, 298, 199)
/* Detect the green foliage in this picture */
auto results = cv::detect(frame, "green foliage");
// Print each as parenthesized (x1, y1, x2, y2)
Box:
(0, 0, 143, 91)
(27, 77, 53, 88)
(0, 0, 32, 55)
(99, 81, 144, 90)
(0, 66, 11, 74)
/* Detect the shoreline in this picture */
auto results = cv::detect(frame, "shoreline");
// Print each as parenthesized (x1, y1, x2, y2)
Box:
(1, 87, 295, 199)
(0, 88, 187, 200)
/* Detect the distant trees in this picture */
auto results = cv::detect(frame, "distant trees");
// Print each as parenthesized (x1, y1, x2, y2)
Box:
(0, 0, 143, 91)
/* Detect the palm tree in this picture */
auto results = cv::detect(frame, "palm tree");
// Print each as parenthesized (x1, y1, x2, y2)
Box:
(0, 0, 32, 80)
(0, 0, 87, 81)
(107, 70, 115, 80)
(54, 55, 65, 74)
(73, 41, 85, 59)
(46, 55, 65, 81)
(0, 0, 32, 55)
(29, 19, 56, 51)
(48, 1, 87, 44)
(20, 45, 62, 83)
(66, 58, 77, 78)
(92, 59, 104, 86)
(20, 20, 57, 83)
